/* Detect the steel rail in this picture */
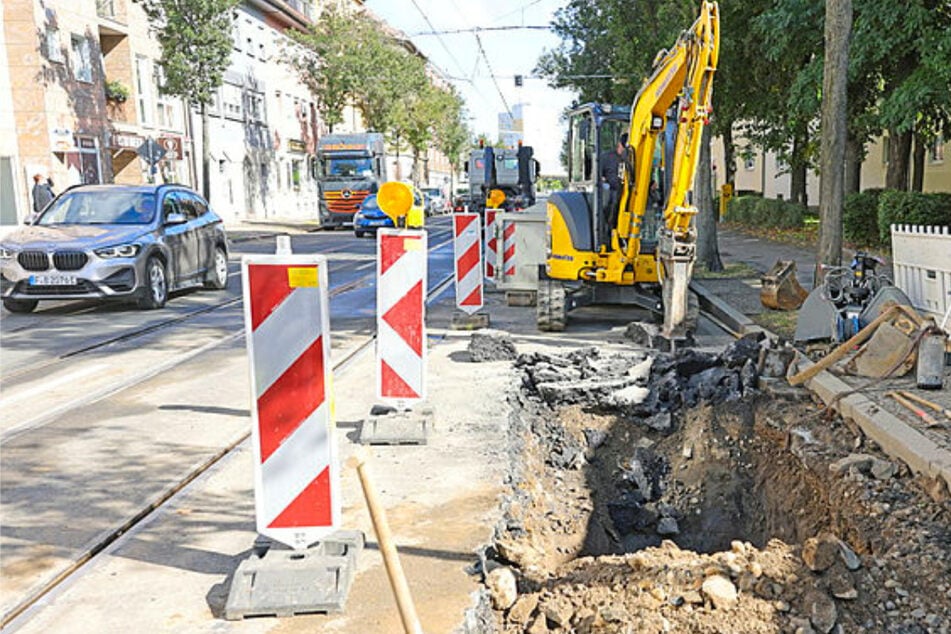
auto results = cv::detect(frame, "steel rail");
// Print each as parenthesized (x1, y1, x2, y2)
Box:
(1, 268, 455, 630)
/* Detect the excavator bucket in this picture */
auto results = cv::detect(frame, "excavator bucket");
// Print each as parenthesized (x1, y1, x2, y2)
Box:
(760, 260, 809, 311)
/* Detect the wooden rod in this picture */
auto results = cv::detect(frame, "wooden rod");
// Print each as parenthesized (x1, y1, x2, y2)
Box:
(349, 448, 423, 634)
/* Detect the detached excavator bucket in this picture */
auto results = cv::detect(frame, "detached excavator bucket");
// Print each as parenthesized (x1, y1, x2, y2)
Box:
(760, 260, 809, 311)
(794, 287, 839, 343)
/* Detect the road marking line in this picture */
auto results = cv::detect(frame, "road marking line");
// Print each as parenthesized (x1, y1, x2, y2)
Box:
(0, 363, 109, 408)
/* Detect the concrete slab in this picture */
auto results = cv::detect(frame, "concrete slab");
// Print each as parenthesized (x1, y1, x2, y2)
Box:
(224, 531, 364, 620)
(358, 407, 433, 445)
(450, 311, 491, 330)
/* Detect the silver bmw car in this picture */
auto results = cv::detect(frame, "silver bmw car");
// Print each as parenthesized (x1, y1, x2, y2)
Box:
(0, 184, 229, 313)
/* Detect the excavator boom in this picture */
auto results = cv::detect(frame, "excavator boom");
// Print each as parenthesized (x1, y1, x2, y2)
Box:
(618, 1, 719, 335)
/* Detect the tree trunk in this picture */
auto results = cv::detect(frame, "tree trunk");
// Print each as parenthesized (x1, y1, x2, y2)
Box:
(885, 128, 912, 190)
(845, 135, 862, 194)
(816, 0, 851, 284)
(696, 126, 723, 272)
(201, 102, 211, 202)
(721, 123, 736, 189)
(790, 132, 808, 206)
(912, 130, 926, 192)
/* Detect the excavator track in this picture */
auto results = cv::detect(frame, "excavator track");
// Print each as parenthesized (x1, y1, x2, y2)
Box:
(537, 275, 567, 332)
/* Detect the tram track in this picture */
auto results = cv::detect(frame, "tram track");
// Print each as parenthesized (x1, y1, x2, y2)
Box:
(0, 268, 455, 630)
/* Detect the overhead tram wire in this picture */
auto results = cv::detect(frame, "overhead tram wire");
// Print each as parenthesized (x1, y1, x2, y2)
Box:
(412, 25, 551, 36)
(489, 0, 546, 24)
(406, 0, 469, 79)
(473, 31, 514, 122)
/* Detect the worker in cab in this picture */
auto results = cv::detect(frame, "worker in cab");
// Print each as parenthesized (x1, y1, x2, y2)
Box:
(599, 133, 627, 237)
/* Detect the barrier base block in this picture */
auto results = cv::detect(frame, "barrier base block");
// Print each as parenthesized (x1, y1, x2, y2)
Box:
(358, 405, 433, 445)
(505, 290, 537, 307)
(224, 530, 364, 620)
(450, 310, 490, 330)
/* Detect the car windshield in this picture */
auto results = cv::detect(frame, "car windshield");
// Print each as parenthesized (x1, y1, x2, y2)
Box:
(37, 190, 157, 225)
(361, 195, 379, 211)
(323, 157, 373, 179)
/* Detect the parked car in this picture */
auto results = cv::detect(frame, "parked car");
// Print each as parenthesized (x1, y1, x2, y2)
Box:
(353, 187, 426, 237)
(452, 188, 470, 212)
(422, 187, 446, 215)
(0, 184, 229, 313)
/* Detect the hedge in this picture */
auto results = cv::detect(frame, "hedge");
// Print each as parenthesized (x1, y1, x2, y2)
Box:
(877, 190, 951, 244)
(725, 195, 806, 229)
(843, 188, 883, 247)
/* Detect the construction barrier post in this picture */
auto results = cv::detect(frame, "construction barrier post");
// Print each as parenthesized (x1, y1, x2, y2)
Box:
(484, 209, 498, 283)
(450, 213, 489, 330)
(226, 254, 363, 619)
(376, 228, 427, 405)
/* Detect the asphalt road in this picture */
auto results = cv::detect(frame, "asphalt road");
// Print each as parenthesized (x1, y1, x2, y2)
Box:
(0, 217, 456, 622)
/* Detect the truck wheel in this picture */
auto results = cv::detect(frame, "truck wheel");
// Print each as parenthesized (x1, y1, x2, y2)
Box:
(537, 276, 566, 331)
(3, 298, 38, 313)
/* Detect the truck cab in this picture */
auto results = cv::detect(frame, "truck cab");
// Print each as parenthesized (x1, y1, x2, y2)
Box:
(316, 133, 387, 227)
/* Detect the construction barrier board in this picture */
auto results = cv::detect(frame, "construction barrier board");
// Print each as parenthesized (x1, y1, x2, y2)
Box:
(377, 229, 427, 404)
(453, 212, 484, 314)
(242, 255, 339, 550)
(485, 209, 498, 281)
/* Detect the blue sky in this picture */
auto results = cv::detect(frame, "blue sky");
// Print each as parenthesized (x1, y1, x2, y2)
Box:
(363, 0, 577, 174)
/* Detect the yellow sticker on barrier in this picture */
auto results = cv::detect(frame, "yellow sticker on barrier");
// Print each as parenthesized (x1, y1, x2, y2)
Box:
(287, 266, 319, 288)
(403, 238, 422, 251)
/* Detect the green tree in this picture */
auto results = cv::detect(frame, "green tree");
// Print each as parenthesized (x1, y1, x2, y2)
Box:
(136, 0, 238, 200)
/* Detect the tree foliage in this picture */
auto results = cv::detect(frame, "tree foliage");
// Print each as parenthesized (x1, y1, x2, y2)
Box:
(135, 0, 238, 106)
(286, 6, 469, 185)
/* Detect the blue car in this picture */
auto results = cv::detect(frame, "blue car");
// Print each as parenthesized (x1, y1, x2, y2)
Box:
(352, 194, 394, 237)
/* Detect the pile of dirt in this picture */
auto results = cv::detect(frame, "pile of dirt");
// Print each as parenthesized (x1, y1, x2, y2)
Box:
(479, 343, 951, 633)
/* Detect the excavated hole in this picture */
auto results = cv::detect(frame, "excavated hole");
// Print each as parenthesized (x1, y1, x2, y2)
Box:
(578, 398, 836, 558)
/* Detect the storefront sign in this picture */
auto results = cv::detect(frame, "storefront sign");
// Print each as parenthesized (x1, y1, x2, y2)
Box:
(112, 132, 144, 149)
(159, 135, 183, 161)
(288, 139, 306, 153)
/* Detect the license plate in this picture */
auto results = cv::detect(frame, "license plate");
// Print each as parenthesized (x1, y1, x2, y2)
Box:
(369, 220, 388, 226)
(29, 274, 77, 286)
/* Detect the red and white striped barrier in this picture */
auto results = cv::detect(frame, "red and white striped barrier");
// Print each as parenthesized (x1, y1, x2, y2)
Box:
(453, 212, 483, 314)
(484, 209, 498, 281)
(242, 255, 338, 549)
(377, 229, 427, 403)
(502, 219, 516, 279)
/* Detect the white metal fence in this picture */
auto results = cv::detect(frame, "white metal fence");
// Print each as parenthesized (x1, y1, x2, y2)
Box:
(890, 224, 951, 332)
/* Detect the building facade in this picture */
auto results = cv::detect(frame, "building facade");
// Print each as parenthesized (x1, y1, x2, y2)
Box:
(712, 132, 950, 204)
(1, 0, 455, 230)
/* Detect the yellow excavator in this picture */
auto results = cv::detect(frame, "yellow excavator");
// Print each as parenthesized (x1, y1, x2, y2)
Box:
(538, 1, 719, 338)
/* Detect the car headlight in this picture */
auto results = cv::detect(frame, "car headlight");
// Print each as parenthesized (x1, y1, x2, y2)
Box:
(95, 243, 141, 258)
(0, 246, 16, 260)
(354, 212, 365, 221)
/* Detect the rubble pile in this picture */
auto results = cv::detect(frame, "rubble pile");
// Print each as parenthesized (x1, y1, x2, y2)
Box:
(480, 339, 951, 633)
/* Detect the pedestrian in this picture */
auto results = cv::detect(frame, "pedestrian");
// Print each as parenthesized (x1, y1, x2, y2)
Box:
(31, 173, 55, 215)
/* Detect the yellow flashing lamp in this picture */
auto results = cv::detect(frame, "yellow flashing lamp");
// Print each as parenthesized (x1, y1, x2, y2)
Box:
(486, 188, 506, 209)
(377, 181, 414, 225)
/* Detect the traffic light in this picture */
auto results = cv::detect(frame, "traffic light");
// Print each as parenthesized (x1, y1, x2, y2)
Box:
(514, 75, 523, 87)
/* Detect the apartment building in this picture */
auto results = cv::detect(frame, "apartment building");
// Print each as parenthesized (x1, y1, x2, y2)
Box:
(712, 133, 950, 203)
(1, 0, 455, 228)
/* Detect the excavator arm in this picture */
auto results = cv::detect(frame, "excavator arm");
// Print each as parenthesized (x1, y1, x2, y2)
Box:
(617, 1, 719, 336)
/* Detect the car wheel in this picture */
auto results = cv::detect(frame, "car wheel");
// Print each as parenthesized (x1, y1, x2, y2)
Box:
(2, 298, 38, 313)
(138, 256, 168, 309)
(354, 230, 365, 238)
(204, 245, 228, 290)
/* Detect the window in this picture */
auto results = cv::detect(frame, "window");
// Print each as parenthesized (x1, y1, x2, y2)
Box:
(291, 160, 302, 190)
(929, 136, 945, 164)
(135, 55, 154, 126)
(744, 156, 756, 171)
(46, 26, 63, 63)
(71, 34, 92, 82)
(154, 65, 181, 130)
(232, 21, 242, 51)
